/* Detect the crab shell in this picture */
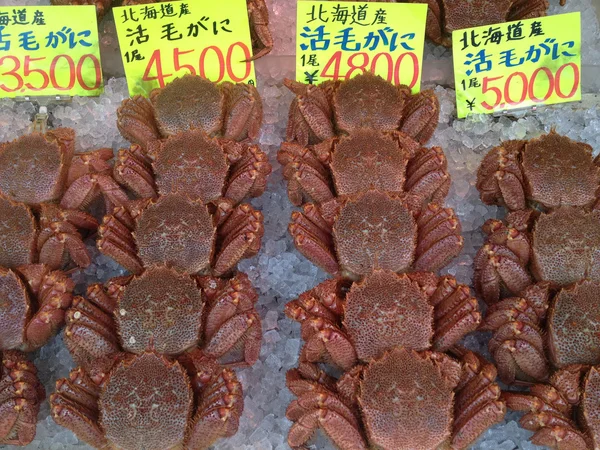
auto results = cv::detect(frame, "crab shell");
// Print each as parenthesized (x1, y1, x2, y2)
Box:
(117, 75, 263, 150)
(0, 129, 74, 207)
(477, 132, 600, 212)
(285, 72, 440, 146)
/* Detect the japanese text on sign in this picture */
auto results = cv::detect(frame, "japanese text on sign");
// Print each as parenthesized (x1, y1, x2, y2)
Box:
(296, 1, 427, 91)
(453, 12, 581, 118)
(114, 0, 256, 96)
(0, 6, 103, 98)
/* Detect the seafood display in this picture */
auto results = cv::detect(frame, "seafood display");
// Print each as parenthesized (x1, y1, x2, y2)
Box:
(1, 0, 599, 448)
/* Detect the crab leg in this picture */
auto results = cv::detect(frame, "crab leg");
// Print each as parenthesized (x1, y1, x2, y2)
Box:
(203, 273, 258, 341)
(61, 173, 130, 211)
(246, 0, 273, 60)
(116, 95, 161, 148)
(203, 312, 261, 366)
(113, 145, 157, 199)
(0, 351, 45, 446)
(405, 146, 450, 203)
(50, 369, 109, 450)
(413, 203, 463, 272)
(67, 148, 114, 187)
(213, 204, 264, 276)
(97, 207, 144, 275)
(185, 369, 243, 449)
(399, 89, 439, 144)
(221, 82, 263, 141)
(18, 268, 74, 351)
(224, 143, 272, 203)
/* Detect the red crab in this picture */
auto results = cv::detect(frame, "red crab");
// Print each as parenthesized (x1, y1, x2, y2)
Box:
(286, 348, 504, 449)
(412, 0, 566, 47)
(0, 129, 126, 268)
(278, 128, 449, 207)
(477, 131, 599, 213)
(51, 266, 260, 449)
(284, 271, 500, 449)
(51, 352, 244, 450)
(97, 193, 263, 276)
(285, 270, 481, 365)
(0, 350, 45, 446)
(287, 189, 463, 279)
(117, 75, 263, 149)
(503, 364, 599, 449)
(284, 72, 440, 146)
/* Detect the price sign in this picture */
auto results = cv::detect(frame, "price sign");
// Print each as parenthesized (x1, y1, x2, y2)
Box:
(296, 1, 427, 91)
(114, 0, 256, 96)
(0, 6, 103, 98)
(453, 12, 581, 118)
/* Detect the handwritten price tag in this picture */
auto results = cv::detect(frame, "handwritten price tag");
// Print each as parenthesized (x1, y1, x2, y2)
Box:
(0, 6, 103, 98)
(296, 1, 427, 91)
(453, 12, 581, 118)
(114, 0, 256, 96)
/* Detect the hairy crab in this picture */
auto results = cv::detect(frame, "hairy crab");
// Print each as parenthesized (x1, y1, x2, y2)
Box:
(503, 364, 600, 449)
(0, 130, 127, 268)
(50, 0, 273, 59)
(117, 75, 263, 149)
(285, 270, 503, 449)
(474, 133, 600, 384)
(0, 350, 45, 446)
(412, 0, 566, 47)
(97, 193, 263, 276)
(287, 189, 463, 278)
(284, 72, 439, 146)
(278, 128, 449, 206)
(52, 265, 259, 449)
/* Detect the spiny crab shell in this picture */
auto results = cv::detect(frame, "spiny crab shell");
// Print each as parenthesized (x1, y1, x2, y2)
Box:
(285, 72, 440, 146)
(289, 189, 463, 279)
(97, 193, 264, 276)
(503, 364, 600, 449)
(117, 75, 263, 150)
(415, 0, 565, 47)
(278, 128, 450, 207)
(52, 266, 260, 449)
(64, 265, 261, 369)
(51, 351, 244, 450)
(284, 270, 503, 449)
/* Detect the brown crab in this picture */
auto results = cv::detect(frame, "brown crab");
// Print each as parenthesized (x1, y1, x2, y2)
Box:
(97, 193, 263, 276)
(288, 189, 463, 279)
(278, 128, 450, 207)
(477, 131, 600, 213)
(51, 352, 244, 450)
(0, 129, 133, 269)
(284, 72, 440, 146)
(286, 347, 505, 449)
(51, 265, 259, 449)
(1, 263, 74, 353)
(412, 0, 566, 47)
(63, 265, 260, 370)
(286, 270, 481, 366)
(503, 364, 599, 449)
(114, 127, 271, 205)
(0, 350, 45, 446)
(481, 277, 600, 385)
(117, 75, 263, 149)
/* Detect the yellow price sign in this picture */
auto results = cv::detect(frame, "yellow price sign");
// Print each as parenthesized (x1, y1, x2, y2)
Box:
(0, 6, 103, 98)
(114, 0, 256, 96)
(453, 12, 581, 118)
(296, 1, 427, 91)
